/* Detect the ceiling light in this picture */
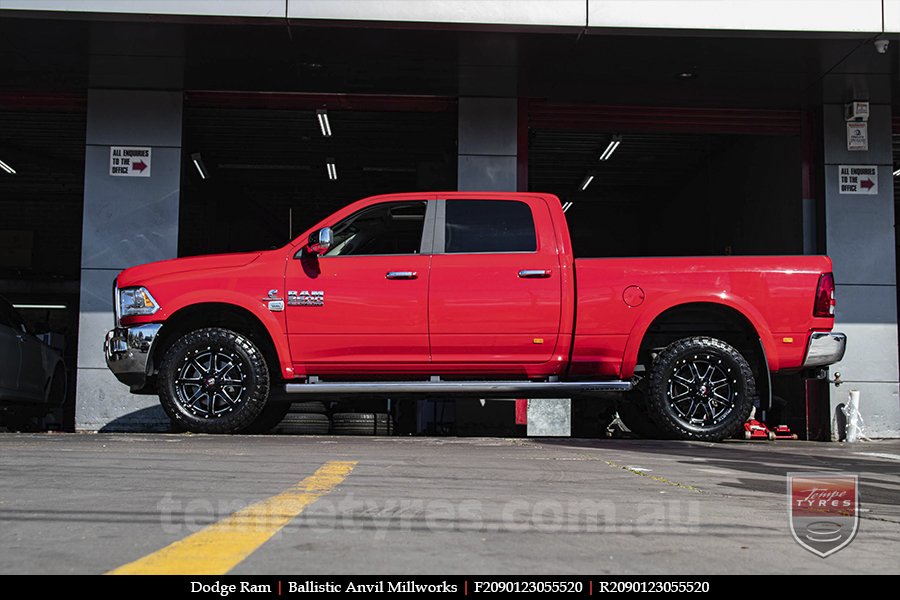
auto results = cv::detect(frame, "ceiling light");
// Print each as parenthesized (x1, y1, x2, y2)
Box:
(676, 71, 696, 79)
(580, 175, 594, 191)
(317, 109, 332, 137)
(13, 304, 67, 310)
(326, 159, 337, 181)
(893, 168, 900, 177)
(562, 201, 573, 213)
(0, 159, 16, 174)
(190, 153, 208, 180)
(599, 137, 622, 161)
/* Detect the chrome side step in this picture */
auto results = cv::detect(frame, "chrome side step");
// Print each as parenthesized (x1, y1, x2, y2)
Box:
(283, 379, 632, 397)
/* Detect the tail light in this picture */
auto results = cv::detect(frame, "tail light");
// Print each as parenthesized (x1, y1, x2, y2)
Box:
(814, 272, 836, 317)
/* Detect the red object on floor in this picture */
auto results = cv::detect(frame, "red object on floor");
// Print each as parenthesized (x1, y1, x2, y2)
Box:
(743, 419, 770, 440)
(743, 420, 798, 440)
(771, 425, 799, 440)
(515, 399, 528, 425)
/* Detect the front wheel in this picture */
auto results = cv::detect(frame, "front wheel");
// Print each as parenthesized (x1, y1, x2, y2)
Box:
(158, 327, 270, 434)
(646, 336, 755, 441)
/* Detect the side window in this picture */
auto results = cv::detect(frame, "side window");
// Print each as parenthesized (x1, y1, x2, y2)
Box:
(325, 201, 427, 256)
(444, 200, 537, 253)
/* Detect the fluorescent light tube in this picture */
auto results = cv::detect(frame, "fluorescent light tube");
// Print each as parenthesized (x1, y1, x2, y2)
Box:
(317, 109, 332, 137)
(599, 139, 621, 161)
(13, 304, 66, 310)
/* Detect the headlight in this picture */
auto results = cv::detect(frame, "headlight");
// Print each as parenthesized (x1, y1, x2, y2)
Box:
(118, 286, 160, 317)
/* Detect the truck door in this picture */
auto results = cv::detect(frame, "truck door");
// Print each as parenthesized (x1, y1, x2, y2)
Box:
(429, 197, 562, 364)
(285, 199, 433, 370)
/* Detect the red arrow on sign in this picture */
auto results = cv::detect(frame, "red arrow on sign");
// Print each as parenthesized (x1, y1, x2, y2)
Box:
(860, 178, 875, 190)
(132, 160, 147, 173)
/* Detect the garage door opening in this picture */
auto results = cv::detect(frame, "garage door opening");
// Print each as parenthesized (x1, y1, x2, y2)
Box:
(179, 93, 458, 257)
(0, 93, 86, 431)
(529, 130, 803, 259)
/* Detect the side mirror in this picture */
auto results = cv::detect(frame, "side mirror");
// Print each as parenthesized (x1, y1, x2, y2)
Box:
(307, 227, 333, 255)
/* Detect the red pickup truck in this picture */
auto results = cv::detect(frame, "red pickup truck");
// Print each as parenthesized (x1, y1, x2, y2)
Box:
(104, 192, 845, 440)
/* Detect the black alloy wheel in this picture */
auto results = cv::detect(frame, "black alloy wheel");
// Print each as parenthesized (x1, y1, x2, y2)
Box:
(646, 336, 755, 441)
(158, 328, 270, 434)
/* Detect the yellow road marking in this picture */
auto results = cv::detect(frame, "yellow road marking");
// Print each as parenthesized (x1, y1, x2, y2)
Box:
(107, 460, 357, 575)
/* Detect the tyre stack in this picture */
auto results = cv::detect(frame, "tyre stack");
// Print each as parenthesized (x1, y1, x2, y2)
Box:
(331, 412, 395, 436)
(272, 401, 331, 435)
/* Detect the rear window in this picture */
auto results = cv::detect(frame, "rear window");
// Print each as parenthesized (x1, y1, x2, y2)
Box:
(445, 200, 537, 253)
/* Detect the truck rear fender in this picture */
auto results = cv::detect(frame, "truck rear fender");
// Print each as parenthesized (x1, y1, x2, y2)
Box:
(622, 295, 778, 379)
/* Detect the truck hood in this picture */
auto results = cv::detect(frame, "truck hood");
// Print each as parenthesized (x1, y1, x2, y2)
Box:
(117, 252, 263, 287)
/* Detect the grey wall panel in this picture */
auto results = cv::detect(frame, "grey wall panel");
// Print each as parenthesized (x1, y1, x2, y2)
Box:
(86, 90, 183, 148)
(74, 368, 170, 432)
(287, 0, 586, 26)
(80, 146, 180, 271)
(830, 321, 899, 384)
(823, 99, 899, 438)
(76, 269, 117, 370)
(832, 283, 899, 384)
(458, 155, 517, 191)
(823, 165, 896, 286)
(77, 84, 182, 431)
(458, 98, 518, 156)
(0, 0, 285, 18)
(830, 381, 900, 438)
(823, 104, 893, 165)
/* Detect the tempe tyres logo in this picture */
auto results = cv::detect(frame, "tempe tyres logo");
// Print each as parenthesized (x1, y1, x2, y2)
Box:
(788, 473, 859, 558)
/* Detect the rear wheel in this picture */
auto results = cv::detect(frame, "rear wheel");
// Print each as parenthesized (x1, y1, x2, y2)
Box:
(158, 327, 269, 434)
(646, 336, 755, 441)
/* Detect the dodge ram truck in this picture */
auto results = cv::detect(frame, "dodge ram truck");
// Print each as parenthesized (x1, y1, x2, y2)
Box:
(104, 192, 846, 440)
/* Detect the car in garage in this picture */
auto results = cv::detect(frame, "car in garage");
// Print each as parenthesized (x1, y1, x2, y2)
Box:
(0, 296, 66, 429)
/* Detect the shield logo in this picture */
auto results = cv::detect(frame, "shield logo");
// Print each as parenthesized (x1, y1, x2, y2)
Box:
(788, 472, 859, 558)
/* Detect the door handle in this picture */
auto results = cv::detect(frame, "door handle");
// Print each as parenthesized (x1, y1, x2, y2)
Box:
(518, 269, 552, 279)
(386, 271, 418, 280)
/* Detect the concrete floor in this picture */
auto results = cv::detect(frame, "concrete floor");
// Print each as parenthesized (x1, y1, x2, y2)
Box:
(0, 433, 898, 574)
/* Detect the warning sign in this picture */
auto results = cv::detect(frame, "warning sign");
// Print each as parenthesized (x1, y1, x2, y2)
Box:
(109, 146, 151, 177)
(838, 165, 878, 195)
(846, 122, 868, 151)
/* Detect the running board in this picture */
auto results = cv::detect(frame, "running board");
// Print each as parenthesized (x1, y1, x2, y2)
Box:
(283, 379, 632, 398)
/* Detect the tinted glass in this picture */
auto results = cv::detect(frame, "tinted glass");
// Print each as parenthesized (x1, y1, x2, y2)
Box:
(445, 200, 536, 253)
(325, 201, 427, 256)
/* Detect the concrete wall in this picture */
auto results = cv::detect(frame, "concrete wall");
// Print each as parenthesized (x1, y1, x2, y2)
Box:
(74, 25, 184, 431)
(1, 1, 894, 33)
(823, 103, 900, 438)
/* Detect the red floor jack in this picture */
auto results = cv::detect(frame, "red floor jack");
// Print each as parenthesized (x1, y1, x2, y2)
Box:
(743, 420, 798, 440)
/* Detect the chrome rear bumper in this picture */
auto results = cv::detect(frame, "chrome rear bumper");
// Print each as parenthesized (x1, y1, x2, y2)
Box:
(802, 332, 847, 368)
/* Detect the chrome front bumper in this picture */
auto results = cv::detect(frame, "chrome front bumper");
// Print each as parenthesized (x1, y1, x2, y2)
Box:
(104, 323, 163, 390)
(802, 332, 847, 368)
